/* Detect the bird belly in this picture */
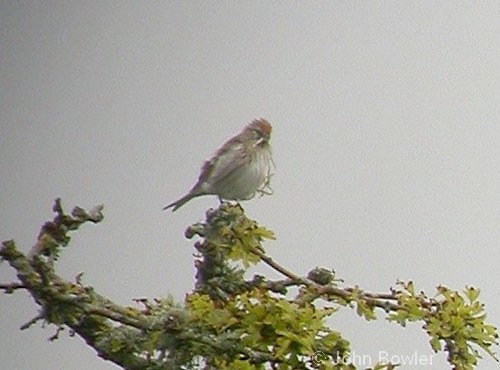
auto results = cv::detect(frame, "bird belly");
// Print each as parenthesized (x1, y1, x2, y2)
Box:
(213, 150, 270, 200)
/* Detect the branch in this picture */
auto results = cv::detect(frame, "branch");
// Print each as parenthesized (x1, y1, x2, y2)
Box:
(0, 282, 26, 293)
(2, 200, 497, 369)
(27, 198, 103, 260)
(251, 246, 400, 311)
(20, 312, 45, 330)
(1, 202, 276, 369)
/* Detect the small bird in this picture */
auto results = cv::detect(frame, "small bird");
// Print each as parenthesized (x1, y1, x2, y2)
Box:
(163, 118, 273, 211)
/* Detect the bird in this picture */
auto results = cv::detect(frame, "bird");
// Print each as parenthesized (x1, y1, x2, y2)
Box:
(163, 118, 273, 211)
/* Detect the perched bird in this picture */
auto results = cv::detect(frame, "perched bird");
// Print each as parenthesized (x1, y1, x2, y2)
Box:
(163, 118, 273, 211)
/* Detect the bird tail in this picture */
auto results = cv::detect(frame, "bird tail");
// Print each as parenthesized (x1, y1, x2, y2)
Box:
(162, 193, 197, 212)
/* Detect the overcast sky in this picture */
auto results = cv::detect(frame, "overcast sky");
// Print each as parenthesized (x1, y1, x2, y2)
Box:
(1, 2, 499, 369)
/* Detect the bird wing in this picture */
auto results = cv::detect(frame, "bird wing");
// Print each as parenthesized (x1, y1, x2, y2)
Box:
(195, 140, 248, 189)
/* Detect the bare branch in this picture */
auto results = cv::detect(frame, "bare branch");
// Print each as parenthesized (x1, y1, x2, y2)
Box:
(20, 312, 45, 330)
(0, 282, 26, 293)
(251, 246, 400, 311)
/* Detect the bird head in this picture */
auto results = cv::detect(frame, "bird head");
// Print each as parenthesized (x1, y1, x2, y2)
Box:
(246, 118, 272, 145)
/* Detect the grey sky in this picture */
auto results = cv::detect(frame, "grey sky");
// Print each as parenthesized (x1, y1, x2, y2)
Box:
(1, 2, 499, 369)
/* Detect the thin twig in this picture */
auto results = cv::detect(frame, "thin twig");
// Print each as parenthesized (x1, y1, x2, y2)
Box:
(251, 247, 400, 311)
(251, 247, 312, 286)
(20, 312, 45, 330)
(0, 282, 26, 292)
